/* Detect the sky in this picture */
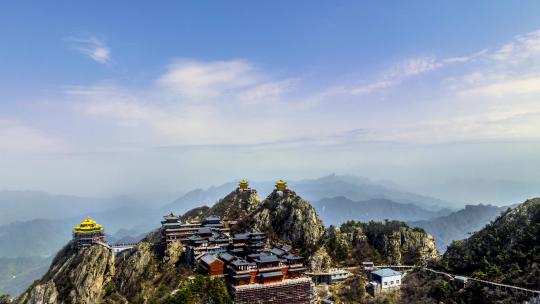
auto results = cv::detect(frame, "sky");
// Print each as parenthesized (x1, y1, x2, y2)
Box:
(1, 1, 540, 204)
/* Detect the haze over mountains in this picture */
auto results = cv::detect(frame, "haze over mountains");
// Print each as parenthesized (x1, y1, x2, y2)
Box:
(0, 174, 527, 296)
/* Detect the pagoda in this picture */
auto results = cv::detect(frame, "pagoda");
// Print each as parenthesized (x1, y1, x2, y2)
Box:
(275, 179, 287, 191)
(239, 179, 249, 190)
(72, 217, 105, 250)
(237, 179, 257, 194)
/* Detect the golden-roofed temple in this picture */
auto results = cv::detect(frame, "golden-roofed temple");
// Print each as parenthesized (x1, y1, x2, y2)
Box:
(275, 179, 287, 191)
(239, 179, 249, 190)
(72, 217, 105, 250)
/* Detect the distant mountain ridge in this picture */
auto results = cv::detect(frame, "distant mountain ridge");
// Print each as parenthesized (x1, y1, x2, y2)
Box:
(409, 204, 508, 252)
(162, 174, 453, 215)
(0, 190, 176, 226)
(312, 196, 451, 226)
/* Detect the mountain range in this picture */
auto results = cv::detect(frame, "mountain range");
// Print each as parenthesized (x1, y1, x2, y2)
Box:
(15, 183, 440, 303)
(0, 174, 513, 297)
(312, 196, 451, 225)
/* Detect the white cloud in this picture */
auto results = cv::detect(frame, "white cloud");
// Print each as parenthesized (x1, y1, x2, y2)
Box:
(157, 59, 259, 99)
(0, 119, 62, 153)
(334, 56, 461, 97)
(459, 75, 540, 97)
(349, 80, 398, 95)
(384, 57, 443, 79)
(237, 79, 296, 103)
(60, 28, 540, 149)
(490, 29, 540, 63)
(68, 36, 111, 64)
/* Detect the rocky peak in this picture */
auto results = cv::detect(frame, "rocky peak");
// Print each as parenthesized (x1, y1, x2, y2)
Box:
(181, 184, 261, 223)
(205, 187, 261, 220)
(236, 188, 326, 251)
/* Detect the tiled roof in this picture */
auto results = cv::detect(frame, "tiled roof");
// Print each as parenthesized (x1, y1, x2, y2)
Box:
(233, 234, 249, 240)
(256, 255, 279, 263)
(197, 227, 212, 234)
(218, 252, 236, 262)
(200, 254, 219, 265)
(232, 274, 252, 280)
(288, 267, 306, 273)
(258, 271, 283, 278)
(284, 254, 303, 260)
(270, 248, 287, 256)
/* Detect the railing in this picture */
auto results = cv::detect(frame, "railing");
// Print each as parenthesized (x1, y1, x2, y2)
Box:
(335, 264, 540, 296)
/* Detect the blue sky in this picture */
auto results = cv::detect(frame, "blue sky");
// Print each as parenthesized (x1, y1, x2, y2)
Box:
(1, 1, 540, 203)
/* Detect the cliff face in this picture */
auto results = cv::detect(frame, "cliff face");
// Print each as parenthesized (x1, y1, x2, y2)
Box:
(18, 232, 186, 304)
(18, 245, 115, 304)
(236, 190, 325, 251)
(325, 221, 439, 266)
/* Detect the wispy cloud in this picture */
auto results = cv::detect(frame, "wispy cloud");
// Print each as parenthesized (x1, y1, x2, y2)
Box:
(331, 56, 463, 97)
(67, 36, 111, 64)
(0, 119, 62, 153)
(56, 28, 540, 150)
(157, 59, 258, 99)
(459, 76, 540, 97)
(448, 29, 540, 97)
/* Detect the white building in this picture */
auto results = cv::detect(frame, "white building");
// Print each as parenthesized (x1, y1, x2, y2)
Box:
(111, 243, 136, 254)
(370, 268, 402, 290)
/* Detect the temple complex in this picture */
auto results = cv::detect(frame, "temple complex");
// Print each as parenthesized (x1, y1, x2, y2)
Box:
(158, 179, 311, 303)
(72, 217, 106, 250)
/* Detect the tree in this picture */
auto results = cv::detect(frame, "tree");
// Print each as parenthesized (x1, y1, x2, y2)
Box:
(0, 295, 12, 304)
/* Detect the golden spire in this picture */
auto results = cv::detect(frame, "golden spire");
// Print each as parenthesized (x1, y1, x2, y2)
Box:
(239, 179, 249, 190)
(275, 179, 287, 191)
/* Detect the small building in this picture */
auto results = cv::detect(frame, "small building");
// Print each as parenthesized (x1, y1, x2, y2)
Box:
(309, 268, 350, 285)
(199, 254, 225, 277)
(239, 179, 249, 190)
(362, 261, 374, 272)
(228, 258, 258, 286)
(453, 275, 468, 287)
(72, 217, 106, 250)
(370, 268, 402, 290)
(275, 179, 287, 191)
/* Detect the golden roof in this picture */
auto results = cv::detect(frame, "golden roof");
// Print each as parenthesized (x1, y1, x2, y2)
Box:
(275, 179, 287, 191)
(73, 217, 104, 234)
(239, 179, 249, 189)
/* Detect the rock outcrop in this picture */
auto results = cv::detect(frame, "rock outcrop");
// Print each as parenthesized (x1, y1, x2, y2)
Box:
(235, 189, 326, 252)
(206, 188, 261, 220)
(325, 220, 439, 266)
(181, 188, 260, 223)
(18, 245, 115, 304)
